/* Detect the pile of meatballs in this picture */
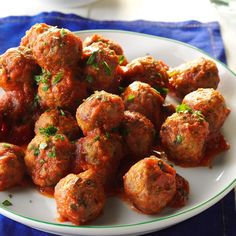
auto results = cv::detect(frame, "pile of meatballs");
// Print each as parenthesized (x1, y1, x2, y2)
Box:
(0, 23, 230, 225)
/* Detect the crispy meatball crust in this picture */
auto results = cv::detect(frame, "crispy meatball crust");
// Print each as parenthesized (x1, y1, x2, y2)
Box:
(37, 69, 88, 113)
(32, 27, 82, 73)
(83, 34, 125, 58)
(0, 143, 25, 191)
(168, 57, 220, 98)
(20, 23, 50, 49)
(73, 130, 123, 186)
(118, 56, 169, 97)
(35, 108, 81, 140)
(83, 42, 121, 93)
(54, 170, 106, 225)
(182, 88, 230, 134)
(76, 90, 124, 135)
(121, 111, 155, 159)
(121, 81, 164, 130)
(25, 134, 74, 187)
(123, 156, 176, 214)
(160, 111, 209, 166)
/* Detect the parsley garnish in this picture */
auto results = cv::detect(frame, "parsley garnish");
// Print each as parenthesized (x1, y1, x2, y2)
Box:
(118, 55, 125, 65)
(55, 134, 65, 141)
(33, 147, 40, 156)
(94, 135, 100, 142)
(154, 86, 169, 96)
(176, 104, 193, 114)
(48, 147, 56, 158)
(174, 134, 183, 144)
(2, 200, 12, 206)
(52, 72, 63, 85)
(60, 109, 65, 116)
(127, 94, 135, 102)
(87, 50, 98, 65)
(2, 143, 11, 148)
(102, 61, 111, 76)
(42, 84, 50, 92)
(39, 126, 58, 136)
(60, 28, 67, 37)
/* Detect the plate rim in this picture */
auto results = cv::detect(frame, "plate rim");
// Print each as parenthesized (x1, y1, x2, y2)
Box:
(0, 29, 236, 231)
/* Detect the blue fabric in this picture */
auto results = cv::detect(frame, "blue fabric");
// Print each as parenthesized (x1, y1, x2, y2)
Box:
(0, 11, 235, 236)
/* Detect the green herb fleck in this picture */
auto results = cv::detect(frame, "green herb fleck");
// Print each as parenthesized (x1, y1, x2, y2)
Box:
(2, 143, 11, 148)
(94, 135, 100, 142)
(33, 147, 40, 156)
(60, 109, 65, 116)
(48, 147, 56, 158)
(176, 104, 193, 114)
(39, 143, 47, 150)
(52, 72, 63, 85)
(168, 70, 178, 77)
(127, 94, 135, 102)
(174, 134, 183, 144)
(194, 110, 205, 122)
(33, 94, 39, 108)
(102, 61, 111, 76)
(154, 86, 169, 96)
(39, 126, 58, 136)
(118, 55, 125, 65)
(42, 84, 50, 92)
(85, 75, 93, 83)
(2, 200, 12, 206)
(87, 50, 98, 65)
(39, 159, 45, 164)
(60, 28, 67, 37)
(105, 132, 110, 139)
(55, 134, 65, 141)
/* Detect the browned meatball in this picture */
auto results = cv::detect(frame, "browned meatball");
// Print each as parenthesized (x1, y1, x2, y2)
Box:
(182, 88, 230, 135)
(20, 23, 50, 49)
(83, 34, 126, 59)
(168, 57, 220, 98)
(121, 81, 164, 130)
(76, 90, 124, 135)
(73, 130, 123, 187)
(118, 56, 169, 97)
(160, 107, 209, 166)
(0, 143, 25, 191)
(0, 47, 40, 144)
(123, 156, 176, 214)
(37, 69, 88, 113)
(25, 133, 74, 187)
(35, 108, 81, 140)
(54, 170, 106, 225)
(83, 42, 122, 93)
(32, 27, 82, 73)
(121, 111, 155, 159)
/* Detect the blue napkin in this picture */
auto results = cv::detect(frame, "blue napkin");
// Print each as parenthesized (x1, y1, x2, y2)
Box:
(0, 11, 235, 236)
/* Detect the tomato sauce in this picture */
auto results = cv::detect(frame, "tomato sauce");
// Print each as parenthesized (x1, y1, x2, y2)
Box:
(38, 186, 54, 198)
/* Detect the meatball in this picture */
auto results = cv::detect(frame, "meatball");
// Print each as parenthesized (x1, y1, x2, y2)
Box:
(37, 69, 88, 113)
(55, 170, 106, 225)
(83, 34, 126, 59)
(0, 143, 25, 191)
(83, 41, 122, 93)
(20, 23, 50, 49)
(182, 88, 230, 134)
(123, 156, 176, 214)
(32, 27, 82, 73)
(25, 133, 74, 187)
(76, 90, 124, 135)
(121, 81, 164, 130)
(168, 57, 220, 98)
(121, 111, 155, 159)
(73, 131, 123, 187)
(35, 108, 81, 140)
(118, 56, 169, 97)
(160, 108, 209, 166)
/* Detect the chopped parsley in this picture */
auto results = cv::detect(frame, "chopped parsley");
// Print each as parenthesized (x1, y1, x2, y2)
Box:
(34, 69, 51, 85)
(176, 104, 193, 114)
(60, 28, 67, 37)
(174, 134, 183, 144)
(60, 109, 65, 116)
(42, 84, 50, 92)
(33, 147, 40, 156)
(39, 126, 58, 136)
(94, 135, 100, 142)
(2, 143, 11, 148)
(102, 61, 111, 76)
(52, 72, 63, 85)
(87, 50, 98, 65)
(33, 94, 40, 108)
(127, 94, 135, 102)
(85, 75, 93, 83)
(55, 134, 65, 141)
(154, 86, 169, 96)
(168, 70, 178, 77)
(2, 200, 12, 206)
(194, 110, 205, 122)
(39, 159, 45, 164)
(48, 147, 56, 158)
(118, 55, 125, 65)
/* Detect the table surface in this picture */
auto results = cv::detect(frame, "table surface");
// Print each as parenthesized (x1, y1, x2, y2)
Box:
(0, 0, 236, 72)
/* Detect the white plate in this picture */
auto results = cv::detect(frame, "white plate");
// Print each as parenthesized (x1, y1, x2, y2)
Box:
(0, 30, 236, 236)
